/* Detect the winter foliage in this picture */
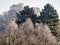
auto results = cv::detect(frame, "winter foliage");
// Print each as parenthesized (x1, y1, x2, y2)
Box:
(0, 3, 59, 45)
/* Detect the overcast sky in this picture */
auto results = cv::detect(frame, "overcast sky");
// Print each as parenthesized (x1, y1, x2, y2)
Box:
(0, 0, 60, 18)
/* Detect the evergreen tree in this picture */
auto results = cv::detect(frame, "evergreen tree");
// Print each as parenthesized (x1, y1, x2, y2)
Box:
(16, 6, 41, 27)
(40, 3, 59, 36)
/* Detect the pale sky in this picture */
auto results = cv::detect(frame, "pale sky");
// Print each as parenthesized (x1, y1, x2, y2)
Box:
(0, 0, 60, 18)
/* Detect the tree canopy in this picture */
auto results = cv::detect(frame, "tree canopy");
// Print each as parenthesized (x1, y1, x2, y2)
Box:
(40, 3, 59, 36)
(16, 6, 41, 27)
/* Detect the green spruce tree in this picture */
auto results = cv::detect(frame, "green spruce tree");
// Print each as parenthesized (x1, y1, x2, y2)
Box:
(40, 3, 59, 36)
(16, 6, 41, 27)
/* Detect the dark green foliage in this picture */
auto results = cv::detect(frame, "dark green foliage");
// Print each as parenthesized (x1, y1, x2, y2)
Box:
(16, 13, 26, 27)
(40, 3, 59, 36)
(16, 6, 41, 27)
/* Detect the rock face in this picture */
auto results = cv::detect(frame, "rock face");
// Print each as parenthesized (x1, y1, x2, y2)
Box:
(0, 3, 58, 45)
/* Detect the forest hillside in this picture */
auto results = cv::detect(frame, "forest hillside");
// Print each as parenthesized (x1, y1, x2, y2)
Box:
(0, 3, 59, 45)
